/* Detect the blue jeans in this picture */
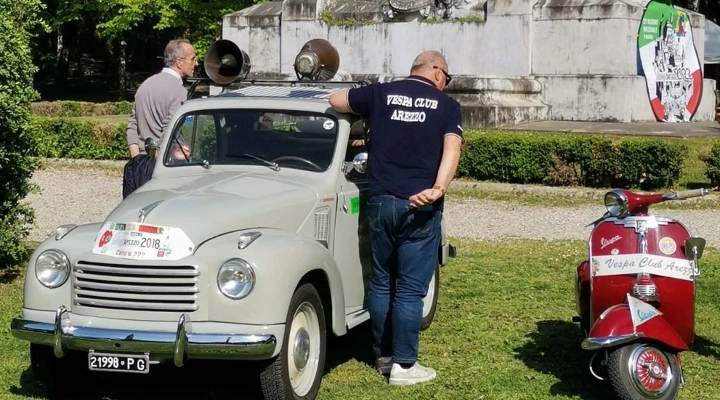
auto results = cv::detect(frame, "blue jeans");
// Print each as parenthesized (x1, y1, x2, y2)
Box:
(366, 194, 442, 365)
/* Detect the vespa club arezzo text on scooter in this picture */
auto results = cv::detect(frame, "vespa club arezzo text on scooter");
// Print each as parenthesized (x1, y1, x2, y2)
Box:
(574, 187, 713, 400)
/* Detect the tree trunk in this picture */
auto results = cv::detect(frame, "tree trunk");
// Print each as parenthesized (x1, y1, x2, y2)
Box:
(54, 25, 69, 85)
(119, 37, 127, 101)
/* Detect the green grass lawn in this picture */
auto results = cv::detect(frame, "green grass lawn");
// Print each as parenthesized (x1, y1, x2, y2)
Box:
(2, 239, 719, 399)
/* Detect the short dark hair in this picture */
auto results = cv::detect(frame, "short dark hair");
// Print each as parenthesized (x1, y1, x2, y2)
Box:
(164, 39, 192, 67)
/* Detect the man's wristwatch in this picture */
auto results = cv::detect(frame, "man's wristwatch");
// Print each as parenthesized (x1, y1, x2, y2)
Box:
(433, 185, 446, 195)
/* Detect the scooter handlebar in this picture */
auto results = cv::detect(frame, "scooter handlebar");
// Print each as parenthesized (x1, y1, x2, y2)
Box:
(673, 188, 710, 200)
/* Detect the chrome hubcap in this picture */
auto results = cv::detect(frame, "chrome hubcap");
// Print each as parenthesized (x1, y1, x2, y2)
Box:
(293, 327, 310, 370)
(628, 345, 674, 398)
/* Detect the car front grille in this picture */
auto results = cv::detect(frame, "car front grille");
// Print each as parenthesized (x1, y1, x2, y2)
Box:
(73, 261, 199, 312)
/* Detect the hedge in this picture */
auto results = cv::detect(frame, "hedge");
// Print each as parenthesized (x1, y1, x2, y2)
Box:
(459, 132, 687, 190)
(29, 117, 690, 191)
(702, 141, 720, 186)
(31, 100, 133, 117)
(30, 116, 129, 160)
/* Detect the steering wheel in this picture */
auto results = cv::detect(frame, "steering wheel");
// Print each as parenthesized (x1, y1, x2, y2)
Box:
(272, 156, 323, 171)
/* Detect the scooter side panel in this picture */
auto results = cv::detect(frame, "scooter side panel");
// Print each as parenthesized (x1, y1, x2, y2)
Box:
(576, 260, 590, 318)
(588, 217, 695, 348)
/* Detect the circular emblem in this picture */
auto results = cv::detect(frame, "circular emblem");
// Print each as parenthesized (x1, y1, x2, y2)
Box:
(323, 120, 335, 130)
(659, 237, 677, 255)
(98, 230, 113, 248)
(611, 248, 620, 255)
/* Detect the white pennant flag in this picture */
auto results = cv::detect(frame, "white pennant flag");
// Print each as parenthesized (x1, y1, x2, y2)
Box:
(627, 293, 663, 330)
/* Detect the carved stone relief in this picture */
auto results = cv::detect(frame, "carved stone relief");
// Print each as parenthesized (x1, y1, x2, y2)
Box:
(383, 0, 486, 21)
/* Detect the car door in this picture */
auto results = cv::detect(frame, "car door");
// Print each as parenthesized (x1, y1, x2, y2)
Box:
(333, 119, 372, 311)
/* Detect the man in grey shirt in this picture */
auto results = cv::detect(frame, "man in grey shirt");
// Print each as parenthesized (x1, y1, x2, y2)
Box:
(126, 39, 198, 158)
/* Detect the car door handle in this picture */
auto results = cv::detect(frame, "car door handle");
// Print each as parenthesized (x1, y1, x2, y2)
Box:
(340, 188, 348, 213)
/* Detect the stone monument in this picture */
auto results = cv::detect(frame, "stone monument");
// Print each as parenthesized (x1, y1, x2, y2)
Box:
(216, 0, 718, 128)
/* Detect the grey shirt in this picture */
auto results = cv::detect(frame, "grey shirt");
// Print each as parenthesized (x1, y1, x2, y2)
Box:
(126, 69, 188, 154)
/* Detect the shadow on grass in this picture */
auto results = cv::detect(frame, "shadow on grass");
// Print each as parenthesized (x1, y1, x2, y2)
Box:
(693, 334, 720, 360)
(8, 322, 376, 400)
(0, 267, 21, 285)
(684, 182, 714, 190)
(513, 320, 615, 400)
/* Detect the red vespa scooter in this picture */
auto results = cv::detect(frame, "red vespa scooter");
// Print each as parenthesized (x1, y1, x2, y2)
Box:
(574, 187, 712, 400)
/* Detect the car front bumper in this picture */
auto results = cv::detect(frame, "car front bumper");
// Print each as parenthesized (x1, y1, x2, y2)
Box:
(10, 306, 278, 366)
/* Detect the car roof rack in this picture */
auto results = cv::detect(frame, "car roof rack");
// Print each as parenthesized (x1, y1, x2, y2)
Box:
(186, 77, 370, 100)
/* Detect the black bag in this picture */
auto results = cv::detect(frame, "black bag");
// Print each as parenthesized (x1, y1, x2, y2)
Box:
(122, 155, 157, 199)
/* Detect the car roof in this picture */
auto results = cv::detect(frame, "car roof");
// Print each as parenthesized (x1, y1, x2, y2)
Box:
(178, 81, 369, 116)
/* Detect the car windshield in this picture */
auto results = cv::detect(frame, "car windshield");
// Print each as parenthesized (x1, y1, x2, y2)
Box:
(163, 109, 339, 172)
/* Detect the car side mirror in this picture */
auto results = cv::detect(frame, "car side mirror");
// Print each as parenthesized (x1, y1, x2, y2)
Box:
(352, 152, 368, 174)
(684, 237, 706, 261)
(145, 137, 159, 158)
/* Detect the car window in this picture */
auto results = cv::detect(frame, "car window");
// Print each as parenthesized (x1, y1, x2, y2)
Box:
(164, 109, 339, 172)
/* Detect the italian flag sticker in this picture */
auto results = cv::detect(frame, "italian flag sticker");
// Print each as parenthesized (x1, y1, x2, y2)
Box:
(638, 0, 703, 122)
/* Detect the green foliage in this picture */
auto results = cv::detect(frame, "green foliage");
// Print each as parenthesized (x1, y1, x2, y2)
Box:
(458, 132, 687, 190)
(702, 141, 720, 186)
(31, 101, 132, 117)
(94, 0, 264, 59)
(30, 117, 128, 160)
(0, 0, 48, 268)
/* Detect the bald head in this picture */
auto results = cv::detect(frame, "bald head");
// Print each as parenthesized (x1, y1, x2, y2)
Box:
(410, 51, 448, 75)
(409, 50, 451, 90)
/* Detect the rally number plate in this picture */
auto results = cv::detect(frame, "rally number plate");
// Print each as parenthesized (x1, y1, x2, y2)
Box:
(88, 351, 150, 374)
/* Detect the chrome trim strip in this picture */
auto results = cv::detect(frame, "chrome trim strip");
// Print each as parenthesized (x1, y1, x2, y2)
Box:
(581, 333, 644, 351)
(10, 307, 277, 365)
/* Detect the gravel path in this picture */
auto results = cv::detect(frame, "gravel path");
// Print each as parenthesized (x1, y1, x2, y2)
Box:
(22, 167, 720, 246)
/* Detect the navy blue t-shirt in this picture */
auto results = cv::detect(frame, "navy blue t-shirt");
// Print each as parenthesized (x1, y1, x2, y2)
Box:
(346, 75, 463, 209)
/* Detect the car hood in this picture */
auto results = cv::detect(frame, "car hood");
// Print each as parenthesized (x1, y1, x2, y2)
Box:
(101, 171, 318, 246)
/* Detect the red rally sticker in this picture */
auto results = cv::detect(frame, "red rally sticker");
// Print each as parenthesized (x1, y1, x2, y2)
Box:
(98, 230, 113, 247)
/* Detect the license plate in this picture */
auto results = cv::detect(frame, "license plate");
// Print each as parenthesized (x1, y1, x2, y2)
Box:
(88, 351, 150, 374)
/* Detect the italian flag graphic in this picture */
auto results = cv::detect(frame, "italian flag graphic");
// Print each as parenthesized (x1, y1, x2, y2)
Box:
(638, 0, 703, 122)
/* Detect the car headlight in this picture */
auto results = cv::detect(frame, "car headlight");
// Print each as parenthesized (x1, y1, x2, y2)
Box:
(35, 249, 70, 288)
(604, 190, 629, 217)
(217, 258, 255, 299)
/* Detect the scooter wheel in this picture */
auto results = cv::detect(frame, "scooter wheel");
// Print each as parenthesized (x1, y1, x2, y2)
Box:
(607, 342, 680, 400)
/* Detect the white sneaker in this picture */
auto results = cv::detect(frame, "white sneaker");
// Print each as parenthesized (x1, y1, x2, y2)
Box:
(388, 362, 437, 386)
(376, 356, 393, 375)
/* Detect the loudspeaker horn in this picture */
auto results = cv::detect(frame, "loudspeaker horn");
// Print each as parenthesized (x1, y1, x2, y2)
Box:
(204, 39, 252, 85)
(293, 39, 340, 81)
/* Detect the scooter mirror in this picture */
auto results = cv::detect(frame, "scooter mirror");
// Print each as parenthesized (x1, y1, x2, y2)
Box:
(684, 237, 706, 260)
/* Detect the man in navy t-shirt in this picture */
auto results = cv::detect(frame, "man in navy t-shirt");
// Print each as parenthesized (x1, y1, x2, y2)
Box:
(329, 50, 463, 386)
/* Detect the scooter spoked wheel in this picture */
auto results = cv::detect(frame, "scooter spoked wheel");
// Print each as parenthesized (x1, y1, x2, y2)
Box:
(607, 343, 680, 400)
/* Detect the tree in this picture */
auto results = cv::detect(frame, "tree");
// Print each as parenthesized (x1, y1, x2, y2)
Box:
(0, 0, 48, 268)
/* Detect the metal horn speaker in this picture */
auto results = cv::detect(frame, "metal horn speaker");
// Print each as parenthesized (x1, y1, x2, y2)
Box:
(293, 39, 340, 81)
(204, 39, 251, 85)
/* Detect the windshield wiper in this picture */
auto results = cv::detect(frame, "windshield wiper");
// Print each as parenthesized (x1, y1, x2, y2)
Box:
(226, 153, 280, 171)
(173, 136, 210, 169)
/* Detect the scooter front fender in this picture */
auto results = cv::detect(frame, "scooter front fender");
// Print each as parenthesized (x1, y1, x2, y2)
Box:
(581, 304, 688, 352)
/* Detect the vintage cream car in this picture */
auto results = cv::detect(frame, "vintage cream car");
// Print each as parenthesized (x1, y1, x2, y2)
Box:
(10, 39, 456, 400)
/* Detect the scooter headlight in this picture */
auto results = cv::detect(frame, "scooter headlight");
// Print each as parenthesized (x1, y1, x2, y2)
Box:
(604, 190, 629, 218)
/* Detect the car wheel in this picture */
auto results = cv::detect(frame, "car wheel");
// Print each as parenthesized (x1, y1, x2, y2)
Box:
(420, 263, 440, 331)
(30, 343, 86, 399)
(259, 283, 327, 400)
